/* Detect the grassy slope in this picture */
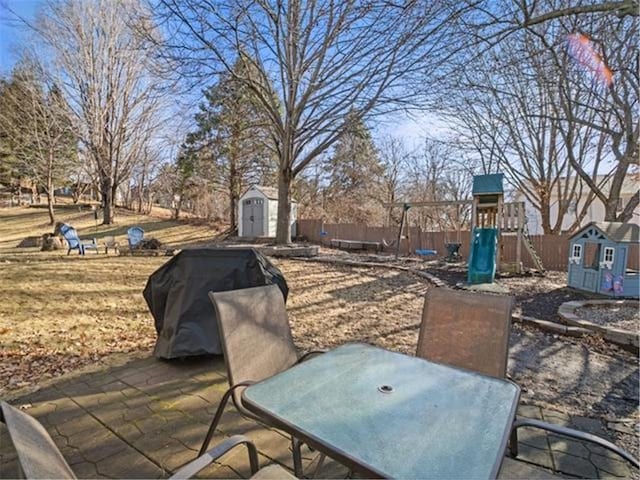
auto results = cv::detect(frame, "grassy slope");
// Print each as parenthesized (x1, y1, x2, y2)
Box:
(0, 205, 224, 393)
(0, 205, 430, 396)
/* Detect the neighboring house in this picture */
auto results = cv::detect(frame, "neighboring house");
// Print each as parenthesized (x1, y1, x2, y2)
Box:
(513, 173, 640, 234)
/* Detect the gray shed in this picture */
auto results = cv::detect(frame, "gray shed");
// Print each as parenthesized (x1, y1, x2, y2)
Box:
(567, 222, 639, 298)
(238, 186, 297, 238)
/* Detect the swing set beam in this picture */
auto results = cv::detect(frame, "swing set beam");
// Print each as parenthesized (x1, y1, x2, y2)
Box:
(383, 200, 471, 208)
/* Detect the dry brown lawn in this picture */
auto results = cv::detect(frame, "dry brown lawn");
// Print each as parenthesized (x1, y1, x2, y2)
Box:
(0, 206, 226, 393)
(0, 205, 429, 395)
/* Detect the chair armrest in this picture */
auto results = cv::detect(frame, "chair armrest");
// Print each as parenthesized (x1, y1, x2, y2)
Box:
(512, 418, 639, 468)
(297, 350, 327, 363)
(169, 435, 259, 479)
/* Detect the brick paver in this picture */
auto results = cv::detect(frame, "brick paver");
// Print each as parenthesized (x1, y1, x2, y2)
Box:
(0, 355, 633, 479)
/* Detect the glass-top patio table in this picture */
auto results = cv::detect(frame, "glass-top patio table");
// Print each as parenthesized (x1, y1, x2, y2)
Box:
(242, 343, 520, 479)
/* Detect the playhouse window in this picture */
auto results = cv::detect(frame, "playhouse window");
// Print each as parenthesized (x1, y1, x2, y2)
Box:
(603, 247, 614, 264)
(571, 244, 582, 259)
(584, 242, 600, 270)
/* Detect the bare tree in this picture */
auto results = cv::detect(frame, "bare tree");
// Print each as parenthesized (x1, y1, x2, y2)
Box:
(128, 146, 163, 214)
(158, 0, 468, 243)
(451, 0, 638, 227)
(547, 13, 639, 222)
(0, 59, 76, 224)
(32, 0, 168, 224)
(377, 135, 411, 226)
(447, 31, 603, 234)
(404, 138, 472, 231)
(516, 0, 638, 27)
(189, 62, 278, 230)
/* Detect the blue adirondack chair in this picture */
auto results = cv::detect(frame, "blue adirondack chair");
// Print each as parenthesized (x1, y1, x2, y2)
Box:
(59, 224, 98, 255)
(127, 226, 144, 249)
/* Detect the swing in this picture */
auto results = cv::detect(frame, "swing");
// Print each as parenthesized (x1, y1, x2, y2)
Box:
(416, 212, 437, 258)
(444, 204, 462, 262)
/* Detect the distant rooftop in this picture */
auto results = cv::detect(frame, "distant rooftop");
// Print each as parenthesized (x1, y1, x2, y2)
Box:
(573, 222, 639, 243)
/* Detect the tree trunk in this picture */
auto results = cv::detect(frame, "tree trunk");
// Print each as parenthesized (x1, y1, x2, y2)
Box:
(111, 182, 118, 218)
(137, 170, 146, 213)
(101, 177, 114, 225)
(538, 190, 553, 234)
(46, 179, 56, 226)
(275, 168, 292, 244)
(229, 192, 237, 231)
(229, 172, 237, 231)
(603, 197, 619, 222)
(619, 190, 639, 223)
(173, 195, 183, 220)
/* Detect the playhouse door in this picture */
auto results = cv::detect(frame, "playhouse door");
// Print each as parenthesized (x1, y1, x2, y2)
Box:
(582, 270, 598, 292)
(581, 242, 600, 292)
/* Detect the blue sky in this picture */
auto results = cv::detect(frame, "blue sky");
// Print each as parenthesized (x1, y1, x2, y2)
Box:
(0, 0, 440, 147)
(0, 0, 42, 74)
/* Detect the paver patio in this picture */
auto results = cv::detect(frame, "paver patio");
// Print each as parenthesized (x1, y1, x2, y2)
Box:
(0, 354, 633, 479)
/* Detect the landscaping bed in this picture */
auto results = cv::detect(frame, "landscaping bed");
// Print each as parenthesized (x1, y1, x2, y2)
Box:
(575, 303, 639, 332)
(419, 263, 593, 321)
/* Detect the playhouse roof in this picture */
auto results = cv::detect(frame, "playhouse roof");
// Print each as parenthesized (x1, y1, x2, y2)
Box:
(572, 222, 639, 243)
(472, 173, 504, 195)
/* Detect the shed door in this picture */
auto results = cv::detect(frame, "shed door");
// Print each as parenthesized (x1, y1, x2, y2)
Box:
(242, 198, 264, 237)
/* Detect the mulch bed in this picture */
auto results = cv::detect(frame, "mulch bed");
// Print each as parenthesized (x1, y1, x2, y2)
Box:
(420, 264, 593, 322)
(575, 304, 640, 332)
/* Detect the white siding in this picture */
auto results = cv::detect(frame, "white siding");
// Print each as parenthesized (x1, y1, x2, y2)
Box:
(238, 186, 299, 238)
(515, 192, 640, 235)
(267, 199, 278, 237)
(238, 188, 268, 237)
(291, 203, 298, 237)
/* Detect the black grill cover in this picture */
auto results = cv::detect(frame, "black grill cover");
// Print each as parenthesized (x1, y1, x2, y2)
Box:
(144, 248, 288, 359)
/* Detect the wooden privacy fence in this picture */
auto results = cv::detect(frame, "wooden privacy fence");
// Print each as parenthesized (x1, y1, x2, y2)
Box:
(297, 219, 640, 272)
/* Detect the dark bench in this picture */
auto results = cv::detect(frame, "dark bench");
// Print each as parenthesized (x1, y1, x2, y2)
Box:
(330, 239, 382, 252)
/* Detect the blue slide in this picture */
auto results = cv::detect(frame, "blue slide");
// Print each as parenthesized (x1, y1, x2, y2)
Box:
(467, 227, 498, 284)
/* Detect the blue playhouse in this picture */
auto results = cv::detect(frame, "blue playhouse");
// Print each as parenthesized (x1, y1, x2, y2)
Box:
(567, 222, 639, 298)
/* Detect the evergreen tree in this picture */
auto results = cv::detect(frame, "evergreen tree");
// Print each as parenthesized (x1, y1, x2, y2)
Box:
(324, 112, 385, 224)
(190, 59, 276, 229)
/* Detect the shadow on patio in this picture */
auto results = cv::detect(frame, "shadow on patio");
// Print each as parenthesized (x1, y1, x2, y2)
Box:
(1, 353, 634, 479)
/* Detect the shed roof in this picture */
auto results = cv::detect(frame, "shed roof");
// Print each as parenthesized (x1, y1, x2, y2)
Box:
(472, 173, 504, 195)
(255, 186, 279, 200)
(572, 222, 639, 243)
(242, 185, 297, 203)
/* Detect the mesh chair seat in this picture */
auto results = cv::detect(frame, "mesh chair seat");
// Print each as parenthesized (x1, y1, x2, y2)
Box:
(417, 288, 514, 378)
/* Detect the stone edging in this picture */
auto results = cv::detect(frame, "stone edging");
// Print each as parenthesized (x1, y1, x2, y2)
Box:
(290, 256, 637, 351)
(558, 300, 639, 350)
